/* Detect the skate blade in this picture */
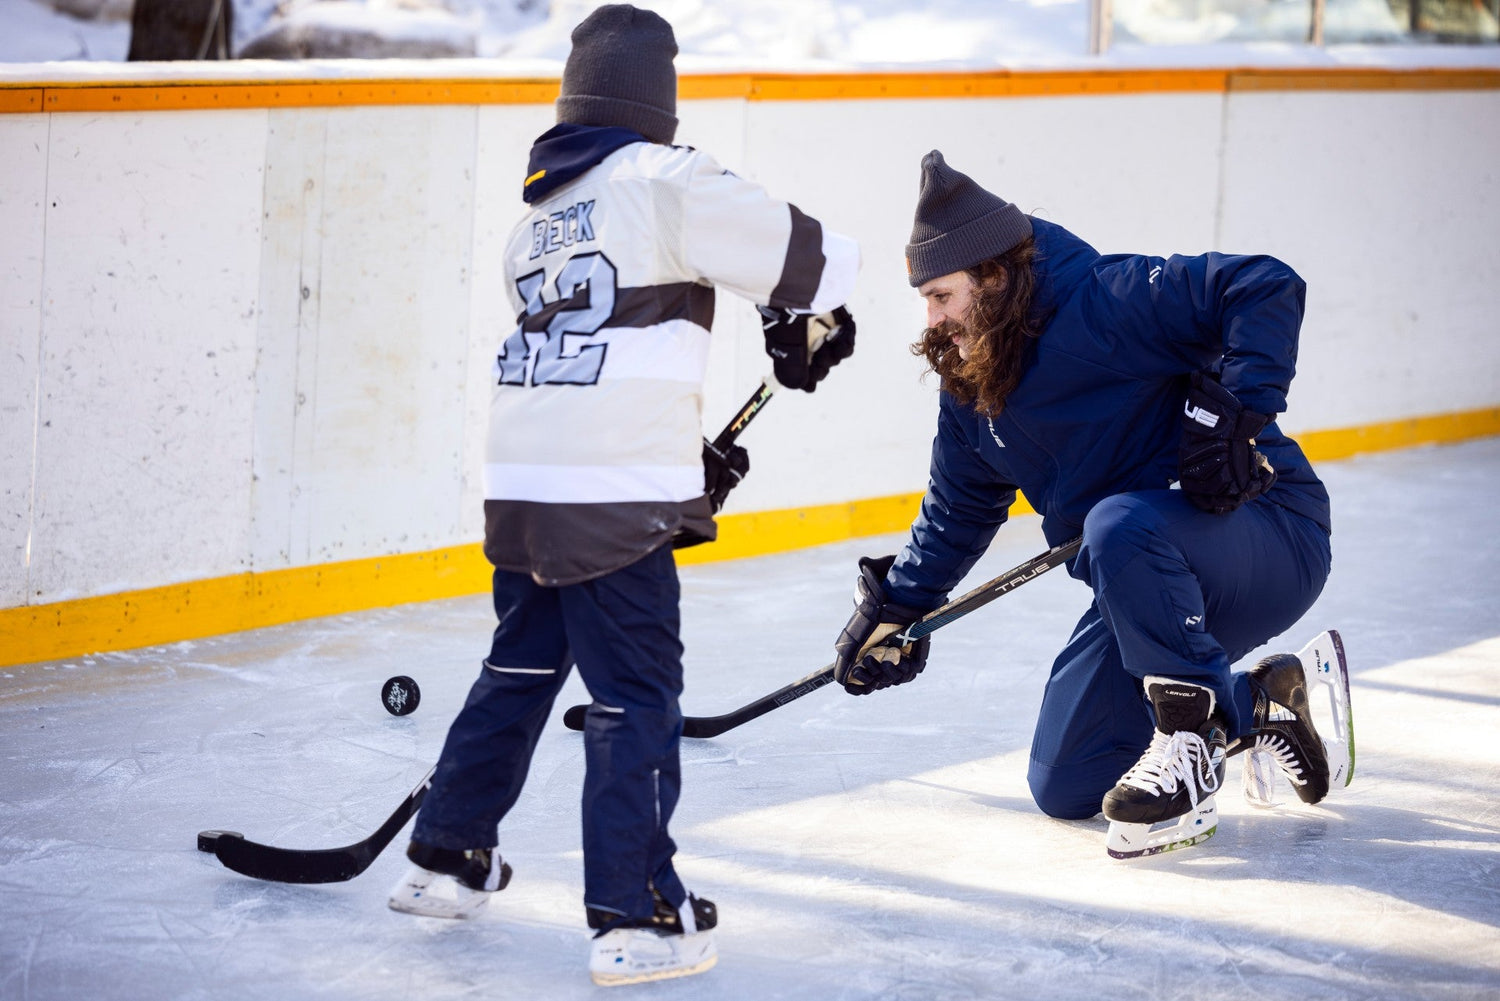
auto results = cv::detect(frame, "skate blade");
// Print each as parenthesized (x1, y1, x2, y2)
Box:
(387, 866, 490, 920)
(589, 928, 718, 987)
(1242, 748, 1279, 808)
(1106, 798, 1218, 859)
(1297, 629, 1355, 790)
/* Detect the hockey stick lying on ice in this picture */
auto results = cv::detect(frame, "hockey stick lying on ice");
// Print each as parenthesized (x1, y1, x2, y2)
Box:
(193, 373, 793, 884)
(197, 766, 435, 884)
(562, 535, 1084, 739)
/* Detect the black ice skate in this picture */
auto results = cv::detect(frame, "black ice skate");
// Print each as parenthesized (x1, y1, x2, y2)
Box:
(387, 840, 512, 919)
(587, 886, 718, 987)
(1103, 677, 1227, 859)
(1234, 629, 1354, 807)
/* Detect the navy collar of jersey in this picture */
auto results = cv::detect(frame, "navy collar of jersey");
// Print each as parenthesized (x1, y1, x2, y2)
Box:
(523, 123, 651, 204)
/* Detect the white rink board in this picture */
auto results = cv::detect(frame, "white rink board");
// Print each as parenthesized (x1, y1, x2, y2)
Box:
(2, 82, 1498, 604)
(28, 110, 267, 602)
(250, 105, 480, 570)
(1217, 88, 1500, 430)
(0, 115, 48, 608)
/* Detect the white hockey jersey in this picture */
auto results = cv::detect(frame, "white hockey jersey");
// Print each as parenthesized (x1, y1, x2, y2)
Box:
(483, 136, 859, 585)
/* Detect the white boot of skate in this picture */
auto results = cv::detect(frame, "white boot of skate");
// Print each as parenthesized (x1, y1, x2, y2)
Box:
(1103, 677, 1227, 859)
(387, 865, 494, 919)
(387, 845, 509, 920)
(588, 896, 718, 986)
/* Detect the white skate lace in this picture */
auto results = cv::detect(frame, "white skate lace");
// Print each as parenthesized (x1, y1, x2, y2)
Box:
(1244, 732, 1307, 786)
(1121, 730, 1222, 806)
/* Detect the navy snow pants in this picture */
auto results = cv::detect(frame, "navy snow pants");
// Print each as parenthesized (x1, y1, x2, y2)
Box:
(412, 543, 688, 922)
(1027, 490, 1331, 820)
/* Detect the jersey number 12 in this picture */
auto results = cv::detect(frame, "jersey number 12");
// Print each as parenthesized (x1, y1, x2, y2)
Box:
(497, 252, 618, 386)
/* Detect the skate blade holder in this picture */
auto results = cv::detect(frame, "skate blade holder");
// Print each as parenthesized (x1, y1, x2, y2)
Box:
(1299, 631, 1355, 791)
(1106, 799, 1219, 859)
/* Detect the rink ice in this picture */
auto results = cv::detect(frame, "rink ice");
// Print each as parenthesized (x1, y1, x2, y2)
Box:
(2, 439, 1498, 1000)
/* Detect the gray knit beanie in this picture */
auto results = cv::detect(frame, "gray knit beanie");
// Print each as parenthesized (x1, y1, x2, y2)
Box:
(905, 150, 1032, 287)
(556, 4, 679, 145)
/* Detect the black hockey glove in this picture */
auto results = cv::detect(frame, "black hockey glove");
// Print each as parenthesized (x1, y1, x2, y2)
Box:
(806, 306, 856, 387)
(1178, 372, 1278, 515)
(702, 438, 749, 514)
(833, 555, 930, 696)
(757, 305, 856, 392)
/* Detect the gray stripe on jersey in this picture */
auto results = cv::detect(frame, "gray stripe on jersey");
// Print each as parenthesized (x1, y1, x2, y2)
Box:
(767, 203, 827, 310)
(517, 281, 715, 331)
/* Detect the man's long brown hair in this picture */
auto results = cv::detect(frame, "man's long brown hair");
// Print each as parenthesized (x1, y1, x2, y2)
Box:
(912, 238, 1040, 418)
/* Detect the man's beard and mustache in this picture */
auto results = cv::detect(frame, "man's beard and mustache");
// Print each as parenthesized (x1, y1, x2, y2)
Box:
(915, 307, 993, 400)
(911, 282, 1037, 418)
(929, 316, 972, 361)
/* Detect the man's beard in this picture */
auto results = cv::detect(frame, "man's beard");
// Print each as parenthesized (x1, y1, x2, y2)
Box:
(925, 316, 975, 364)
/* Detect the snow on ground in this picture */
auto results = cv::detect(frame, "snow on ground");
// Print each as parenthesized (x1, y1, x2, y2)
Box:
(2, 437, 1498, 1000)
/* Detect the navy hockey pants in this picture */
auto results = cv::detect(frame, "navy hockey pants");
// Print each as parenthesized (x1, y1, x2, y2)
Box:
(412, 543, 689, 921)
(1027, 490, 1331, 820)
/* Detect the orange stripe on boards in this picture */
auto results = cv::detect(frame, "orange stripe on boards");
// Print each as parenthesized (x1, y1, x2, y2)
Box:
(0, 88, 44, 112)
(1227, 67, 1500, 92)
(31, 78, 560, 113)
(2, 67, 1496, 115)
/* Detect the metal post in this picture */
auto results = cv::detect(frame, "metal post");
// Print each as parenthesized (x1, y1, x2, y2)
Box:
(1089, 0, 1114, 55)
(1309, 0, 1326, 44)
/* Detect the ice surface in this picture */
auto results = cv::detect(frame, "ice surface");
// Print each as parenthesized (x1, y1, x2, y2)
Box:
(2, 438, 1499, 1000)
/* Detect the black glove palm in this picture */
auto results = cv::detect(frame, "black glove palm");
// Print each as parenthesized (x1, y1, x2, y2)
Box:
(832, 555, 930, 696)
(1178, 372, 1278, 515)
(758, 305, 856, 392)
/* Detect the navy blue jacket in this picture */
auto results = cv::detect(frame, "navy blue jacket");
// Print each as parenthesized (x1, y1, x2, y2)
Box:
(884, 218, 1332, 611)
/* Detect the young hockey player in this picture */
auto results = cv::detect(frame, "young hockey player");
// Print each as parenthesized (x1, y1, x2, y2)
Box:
(831, 150, 1352, 858)
(388, 4, 859, 985)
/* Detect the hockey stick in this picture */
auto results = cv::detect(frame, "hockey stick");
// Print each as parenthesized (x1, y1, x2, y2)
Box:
(712, 377, 776, 452)
(562, 535, 1083, 738)
(198, 766, 434, 884)
(194, 380, 783, 885)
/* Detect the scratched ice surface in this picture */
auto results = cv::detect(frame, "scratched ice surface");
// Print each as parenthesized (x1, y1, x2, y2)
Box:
(3, 439, 1498, 1001)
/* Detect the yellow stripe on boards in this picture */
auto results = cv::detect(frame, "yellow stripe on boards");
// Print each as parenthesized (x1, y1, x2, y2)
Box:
(1, 67, 1496, 115)
(0, 409, 1495, 670)
(1292, 407, 1500, 462)
(0, 546, 495, 670)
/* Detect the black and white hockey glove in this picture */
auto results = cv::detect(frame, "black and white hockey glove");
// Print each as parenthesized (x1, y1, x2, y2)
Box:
(702, 439, 749, 514)
(833, 555, 930, 696)
(1178, 372, 1278, 515)
(757, 305, 856, 392)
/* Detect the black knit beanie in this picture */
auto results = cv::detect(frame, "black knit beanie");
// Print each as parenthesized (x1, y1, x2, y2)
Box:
(556, 4, 679, 145)
(905, 150, 1032, 287)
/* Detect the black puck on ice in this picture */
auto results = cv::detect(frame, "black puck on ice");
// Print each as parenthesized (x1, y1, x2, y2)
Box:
(381, 675, 421, 716)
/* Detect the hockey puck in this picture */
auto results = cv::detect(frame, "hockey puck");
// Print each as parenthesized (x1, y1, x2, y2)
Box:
(197, 829, 242, 853)
(382, 675, 421, 716)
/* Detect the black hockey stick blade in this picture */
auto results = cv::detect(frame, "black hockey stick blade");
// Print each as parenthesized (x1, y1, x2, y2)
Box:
(561, 536, 1083, 739)
(205, 766, 434, 884)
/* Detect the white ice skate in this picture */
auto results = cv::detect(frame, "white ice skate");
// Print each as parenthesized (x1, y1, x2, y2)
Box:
(387, 843, 510, 920)
(587, 892, 718, 987)
(1103, 677, 1227, 859)
(589, 925, 718, 986)
(1240, 629, 1354, 807)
